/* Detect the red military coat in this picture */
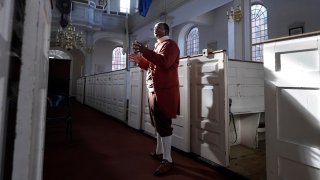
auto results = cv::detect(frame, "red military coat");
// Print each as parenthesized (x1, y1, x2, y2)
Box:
(138, 39, 180, 118)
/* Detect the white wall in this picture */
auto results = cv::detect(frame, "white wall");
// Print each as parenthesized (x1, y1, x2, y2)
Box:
(110, 0, 120, 12)
(70, 49, 85, 96)
(92, 40, 119, 73)
(86, 0, 320, 75)
(130, 0, 320, 59)
(265, 0, 320, 39)
(172, 3, 231, 56)
(130, 2, 232, 57)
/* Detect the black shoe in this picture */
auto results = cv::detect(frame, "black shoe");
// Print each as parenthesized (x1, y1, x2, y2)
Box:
(154, 159, 174, 176)
(150, 152, 163, 161)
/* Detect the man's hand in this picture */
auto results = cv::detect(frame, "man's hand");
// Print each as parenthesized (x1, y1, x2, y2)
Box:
(132, 40, 147, 53)
(128, 53, 144, 64)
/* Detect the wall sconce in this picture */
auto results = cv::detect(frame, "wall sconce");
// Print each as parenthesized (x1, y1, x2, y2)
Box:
(226, 5, 242, 23)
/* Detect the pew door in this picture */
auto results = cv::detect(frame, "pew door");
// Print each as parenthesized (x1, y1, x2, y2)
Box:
(128, 67, 143, 130)
(264, 35, 320, 180)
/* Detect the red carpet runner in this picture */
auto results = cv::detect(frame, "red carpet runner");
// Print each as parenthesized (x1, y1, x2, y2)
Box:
(43, 101, 246, 180)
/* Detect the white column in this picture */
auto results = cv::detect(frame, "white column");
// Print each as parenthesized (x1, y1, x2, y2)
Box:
(84, 31, 93, 75)
(228, 0, 251, 61)
(243, 0, 251, 61)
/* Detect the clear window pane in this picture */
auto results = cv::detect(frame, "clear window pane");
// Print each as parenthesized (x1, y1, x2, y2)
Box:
(120, 0, 130, 13)
(112, 47, 126, 71)
(251, 4, 268, 62)
(185, 27, 199, 56)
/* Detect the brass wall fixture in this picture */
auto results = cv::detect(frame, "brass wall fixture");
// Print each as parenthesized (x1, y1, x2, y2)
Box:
(226, 5, 242, 23)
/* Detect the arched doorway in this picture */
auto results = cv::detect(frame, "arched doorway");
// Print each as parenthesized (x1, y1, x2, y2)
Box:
(48, 49, 85, 96)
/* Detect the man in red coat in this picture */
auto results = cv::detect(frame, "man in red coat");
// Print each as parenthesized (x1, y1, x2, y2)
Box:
(129, 22, 180, 176)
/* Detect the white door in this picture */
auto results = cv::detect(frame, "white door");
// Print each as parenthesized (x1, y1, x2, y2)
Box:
(0, 0, 14, 177)
(128, 68, 143, 129)
(172, 59, 190, 152)
(190, 52, 229, 166)
(264, 35, 320, 180)
(12, 0, 52, 179)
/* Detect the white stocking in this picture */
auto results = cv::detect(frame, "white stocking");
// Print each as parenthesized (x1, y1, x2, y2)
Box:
(161, 135, 172, 162)
(156, 133, 163, 154)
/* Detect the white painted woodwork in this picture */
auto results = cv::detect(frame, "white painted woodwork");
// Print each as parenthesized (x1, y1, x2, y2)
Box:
(85, 76, 95, 107)
(172, 59, 190, 152)
(95, 74, 104, 112)
(237, 113, 260, 148)
(128, 68, 143, 129)
(76, 77, 85, 104)
(101, 74, 107, 113)
(228, 60, 264, 114)
(190, 52, 229, 167)
(111, 70, 127, 121)
(264, 35, 320, 180)
(83, 70, 127, 122)
(12, 0, 52, 179)
(227, 60, 265, 148)
(0, 0, 14, 177)
(105, 73, 112, 115)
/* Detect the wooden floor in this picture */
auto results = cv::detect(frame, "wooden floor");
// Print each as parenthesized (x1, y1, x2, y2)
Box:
(229, 142, 266, 180)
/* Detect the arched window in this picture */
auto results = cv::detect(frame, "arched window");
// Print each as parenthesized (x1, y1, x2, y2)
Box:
(185, 27, 199, 56)
(112, 47, 126, 71)
(251, 4, 268, 62)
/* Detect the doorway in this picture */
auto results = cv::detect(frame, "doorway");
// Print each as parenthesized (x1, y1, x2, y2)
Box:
(48, 59, 71, 96)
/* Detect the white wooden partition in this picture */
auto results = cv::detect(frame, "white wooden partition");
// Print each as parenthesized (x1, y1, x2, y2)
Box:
(128, 68, 143, 129)
(188, 52, 265, 166)
(85, 76, 95, 107)
(173, 59, 190, 152)
(113, 71, 127, 121)
(189, 51, 229, 167)
(82, 70, 127, 122)
(264, 33, 320, 180)
(228, 60, 264, 114)
(227, 60, 264, 148)
(94, 74, 104, 112)
(76, 77, 85, 104)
